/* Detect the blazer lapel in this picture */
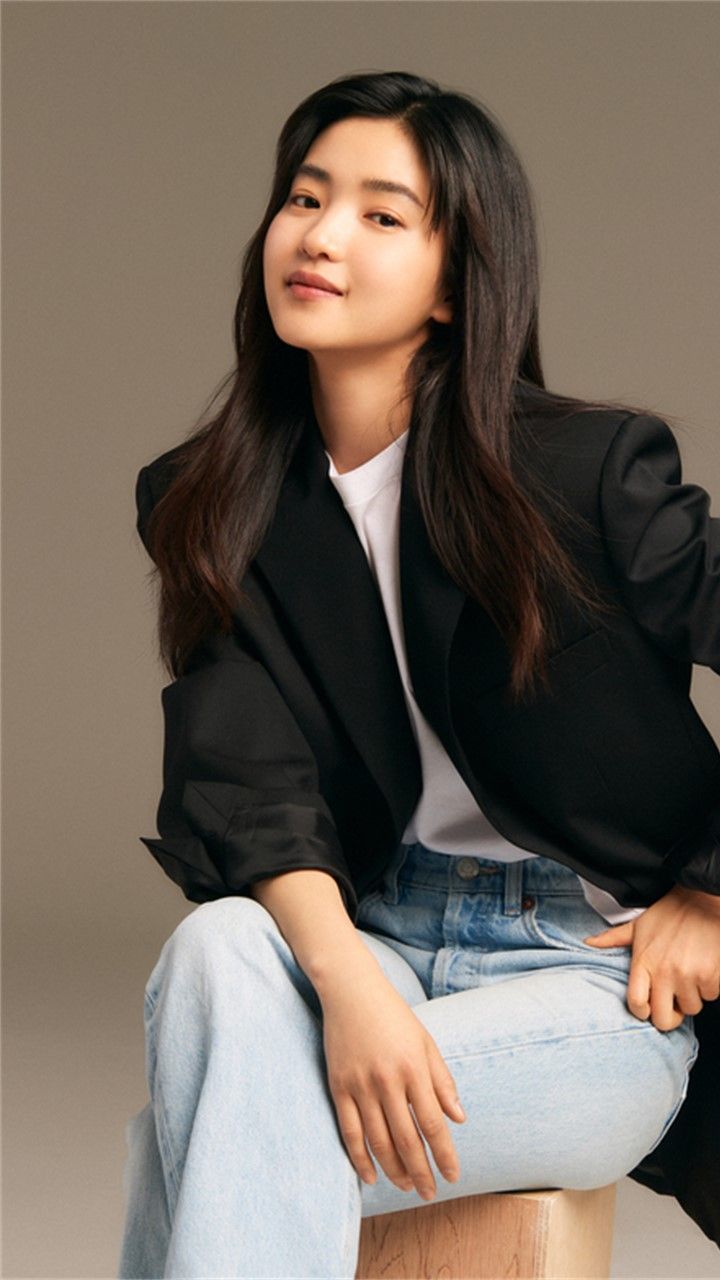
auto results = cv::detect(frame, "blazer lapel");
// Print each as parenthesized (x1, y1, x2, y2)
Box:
(253, 413, 423, 837)
(253, 410, 513, 833)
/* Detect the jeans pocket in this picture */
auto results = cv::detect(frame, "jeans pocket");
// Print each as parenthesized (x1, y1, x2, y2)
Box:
(527, 894, 631, 956)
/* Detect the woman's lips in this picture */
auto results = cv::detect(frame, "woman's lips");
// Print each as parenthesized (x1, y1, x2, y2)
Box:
(288, 281, 344, 299)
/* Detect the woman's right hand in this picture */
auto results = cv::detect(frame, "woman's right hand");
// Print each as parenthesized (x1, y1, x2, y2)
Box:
(319, 964, 466, 1200)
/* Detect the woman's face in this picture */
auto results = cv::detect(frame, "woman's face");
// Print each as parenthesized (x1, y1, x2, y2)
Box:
(263, 117, 451, 361)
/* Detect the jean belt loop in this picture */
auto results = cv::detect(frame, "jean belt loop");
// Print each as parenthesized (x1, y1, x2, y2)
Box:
(504, 860, 523, 916)
(385, 842, 411, 905)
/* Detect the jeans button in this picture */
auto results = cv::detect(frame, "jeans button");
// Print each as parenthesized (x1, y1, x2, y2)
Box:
(456, 857, 480, 879)
(522, 895, 535, 910)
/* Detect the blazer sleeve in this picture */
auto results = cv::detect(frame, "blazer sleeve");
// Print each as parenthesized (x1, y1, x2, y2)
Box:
(598, 413, 720, 895)
(134, 465, 359, 919)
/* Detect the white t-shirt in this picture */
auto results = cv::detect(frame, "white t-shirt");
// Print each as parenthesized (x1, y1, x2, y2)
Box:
(325, 427, 645, 927)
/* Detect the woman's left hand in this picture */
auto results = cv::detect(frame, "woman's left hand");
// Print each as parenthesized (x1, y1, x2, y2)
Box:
(583, 885, 720, 1032)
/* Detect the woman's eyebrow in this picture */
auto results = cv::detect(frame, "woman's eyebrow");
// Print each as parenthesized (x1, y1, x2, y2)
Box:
(294, 162, 426, 211)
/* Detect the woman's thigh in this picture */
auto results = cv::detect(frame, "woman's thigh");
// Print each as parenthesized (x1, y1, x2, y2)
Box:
(356, 943, 698, 1217)
(353, 845, 700, 1218)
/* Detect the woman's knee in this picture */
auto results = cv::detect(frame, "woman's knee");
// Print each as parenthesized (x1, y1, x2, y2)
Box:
(173, 893, 270, 949)
(145, 894, 277, 1003)
(626, 1020, 700, 1165)
(562, 1019, 700, 1189)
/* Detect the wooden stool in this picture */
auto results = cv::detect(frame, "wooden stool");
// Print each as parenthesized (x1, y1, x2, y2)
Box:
(356, 1183, 617, 1279)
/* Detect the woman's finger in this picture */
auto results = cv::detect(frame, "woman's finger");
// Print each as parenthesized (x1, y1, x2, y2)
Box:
(697, 970, 720, 1003)
(407, 1076, 462, 1185)
(381, 1085, 439, 1200)
(673, 977, 705, 1017)
(358, 1098, 415, 1192)
(626, 961, 651, 1021)
(333, 1090, 380, 1186)
(649, 976, 685, 1032)
(425, 1035, 466, 1126)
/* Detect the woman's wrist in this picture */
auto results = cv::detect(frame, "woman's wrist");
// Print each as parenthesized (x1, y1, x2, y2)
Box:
(248, 867, 379, 995)
(669, 882, 720, 914)
(309, 936, 385, 1003)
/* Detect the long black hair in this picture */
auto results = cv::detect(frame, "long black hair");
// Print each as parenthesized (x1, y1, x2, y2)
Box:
(143, 69, 669, 699)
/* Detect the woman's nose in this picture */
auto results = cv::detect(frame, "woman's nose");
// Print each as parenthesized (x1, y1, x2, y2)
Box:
(300, 209, 349, 259)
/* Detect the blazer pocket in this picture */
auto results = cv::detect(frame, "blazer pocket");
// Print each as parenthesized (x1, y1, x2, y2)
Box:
(547, 627, 613, 692)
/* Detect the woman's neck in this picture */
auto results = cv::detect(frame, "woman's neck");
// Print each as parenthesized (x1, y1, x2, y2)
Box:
(308, 350, 413, 473)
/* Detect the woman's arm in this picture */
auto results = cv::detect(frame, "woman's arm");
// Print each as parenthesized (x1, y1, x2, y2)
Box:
(143, 631, 360, 913)
(599, 412, 720, 895)
(134, 463, 359, 914)
(248, 866, 466, 1201)
(592, 415, 720, 1025)
(599, 412, 720, 671)
(247, 867, 378, 988)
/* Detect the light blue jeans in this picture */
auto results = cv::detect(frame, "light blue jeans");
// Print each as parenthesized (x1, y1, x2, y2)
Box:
(117, 842, 700, 1279)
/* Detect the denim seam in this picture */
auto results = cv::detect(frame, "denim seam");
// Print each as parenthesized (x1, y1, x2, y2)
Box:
(341, 1157, 361, 1277)
(640, 1035, 700, 1154)
(151, 1074, 183, 1210)
(439, 1021, 687, 1063)
(142, 991, 183, 1212)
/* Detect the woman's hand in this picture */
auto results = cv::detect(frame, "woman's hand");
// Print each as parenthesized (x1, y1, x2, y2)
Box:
(319, 965, 466, 1200)
(583, 884, 720, 1031)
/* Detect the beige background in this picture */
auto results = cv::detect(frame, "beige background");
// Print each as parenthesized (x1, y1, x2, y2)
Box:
(3, 2, 720, 1276)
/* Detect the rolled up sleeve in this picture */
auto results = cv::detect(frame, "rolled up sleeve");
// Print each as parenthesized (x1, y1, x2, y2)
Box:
(134, 464, 358, 917)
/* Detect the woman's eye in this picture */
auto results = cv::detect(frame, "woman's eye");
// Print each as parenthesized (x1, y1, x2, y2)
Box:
(371, 212, 400, 228)
(288, 195, 400, 228)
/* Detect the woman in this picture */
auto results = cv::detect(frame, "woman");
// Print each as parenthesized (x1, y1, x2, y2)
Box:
(118, 71, 720, 1276)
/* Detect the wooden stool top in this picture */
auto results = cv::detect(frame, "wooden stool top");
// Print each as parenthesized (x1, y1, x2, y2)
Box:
(356, 1182, 617, 1279)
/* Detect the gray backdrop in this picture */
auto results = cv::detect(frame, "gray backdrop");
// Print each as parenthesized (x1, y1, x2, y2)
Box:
(3, 2, 720, 1276)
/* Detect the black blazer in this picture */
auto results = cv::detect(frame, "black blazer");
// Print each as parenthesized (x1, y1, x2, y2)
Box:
(135, 394, 720, 1247)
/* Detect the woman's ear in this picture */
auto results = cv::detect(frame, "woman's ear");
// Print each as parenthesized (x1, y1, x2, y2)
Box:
(431, 294, 453, 325)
